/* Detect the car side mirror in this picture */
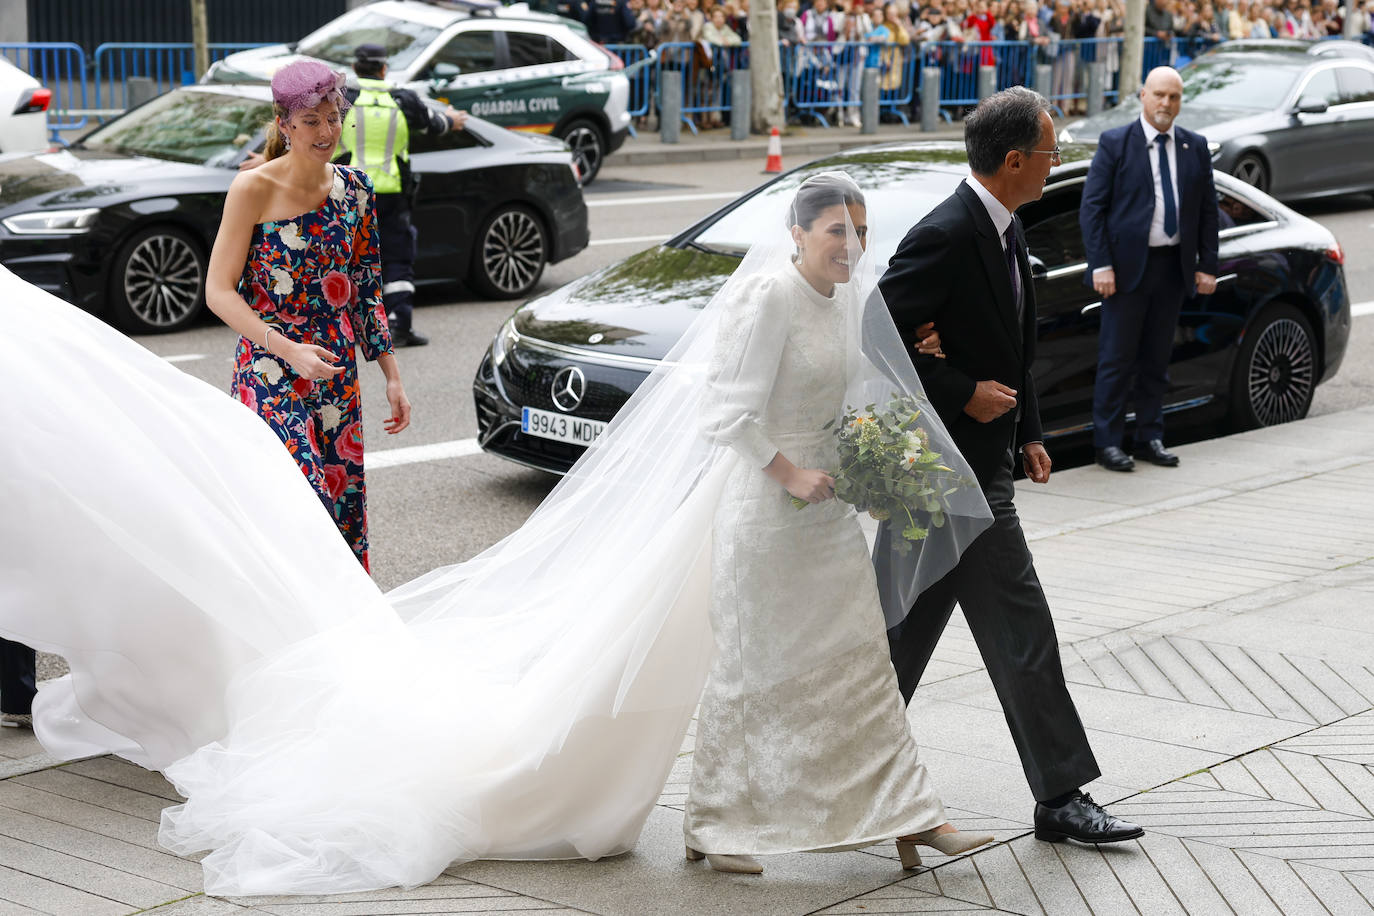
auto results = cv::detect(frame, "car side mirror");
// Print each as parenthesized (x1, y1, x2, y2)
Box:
(1028, 254, 1048, 278)
(1294, 100, 1328, 115)
(430, 62, 462, 86)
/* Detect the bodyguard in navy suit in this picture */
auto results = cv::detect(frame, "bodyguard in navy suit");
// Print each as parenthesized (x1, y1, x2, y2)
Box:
(1079, 67, 1219, 471)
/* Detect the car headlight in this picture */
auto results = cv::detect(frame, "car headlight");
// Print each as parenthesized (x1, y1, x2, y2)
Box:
(491, 316, 519, 367)
(2, 207, 100, 235)
(1207, 141, 1222, 161)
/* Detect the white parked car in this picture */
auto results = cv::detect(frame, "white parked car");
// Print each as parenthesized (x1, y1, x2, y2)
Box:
(0, 58, 51, 154)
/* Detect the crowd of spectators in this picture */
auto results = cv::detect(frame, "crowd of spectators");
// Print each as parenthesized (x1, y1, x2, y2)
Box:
(554, 0, 1374, 125)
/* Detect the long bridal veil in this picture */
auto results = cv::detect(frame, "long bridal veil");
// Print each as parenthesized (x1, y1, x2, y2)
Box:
(0, 171, 990, 896)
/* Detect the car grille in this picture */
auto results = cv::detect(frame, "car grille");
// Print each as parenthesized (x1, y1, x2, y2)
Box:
(498, 345, 649, 424)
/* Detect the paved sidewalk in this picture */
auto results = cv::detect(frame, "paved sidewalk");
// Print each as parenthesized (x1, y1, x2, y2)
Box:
(4, 407, 1374, 915)
(613, 120, 967, 167)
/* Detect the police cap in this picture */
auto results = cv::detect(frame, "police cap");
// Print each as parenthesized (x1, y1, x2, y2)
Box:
(354, 43, 389, 64)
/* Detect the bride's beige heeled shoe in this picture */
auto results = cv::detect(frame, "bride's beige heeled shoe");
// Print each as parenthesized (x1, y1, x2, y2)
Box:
(895, 828, 995, 869)
(686, 845, 764, 874)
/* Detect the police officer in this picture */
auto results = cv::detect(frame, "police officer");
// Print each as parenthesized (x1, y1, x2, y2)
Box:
(338, 43, 468, 347)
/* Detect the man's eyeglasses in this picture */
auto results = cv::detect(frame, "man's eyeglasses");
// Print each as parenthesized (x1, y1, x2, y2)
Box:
(1022, 146, 1062, 163)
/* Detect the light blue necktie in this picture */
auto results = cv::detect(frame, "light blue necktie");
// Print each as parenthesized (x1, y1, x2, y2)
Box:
(1156, 133, 1178, 239)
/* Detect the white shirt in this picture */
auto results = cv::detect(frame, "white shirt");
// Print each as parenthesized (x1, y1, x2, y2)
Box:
(964, 176, 1013, 253)
(1092, 114, 1181, 278)
(1139, 113, 1182, 248)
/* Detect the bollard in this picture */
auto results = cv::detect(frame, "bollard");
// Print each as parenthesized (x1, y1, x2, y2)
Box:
(860, 68, 879, 134)
(977, 64, 997, 102)
(1034, 63, 1052, 102)
(659, 69, 681, 144)
(730, 69, 751, 141)
(920, 67, 940, 132)
(1086, 61, 1106, 116)
(127, 76, 158, 109)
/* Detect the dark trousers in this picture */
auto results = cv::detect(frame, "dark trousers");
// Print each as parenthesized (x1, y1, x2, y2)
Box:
(1092, 246, 1185, 449)
(0, 638, 36, 715)
(377, 193, 418, 333)
(887, 452, 1101, 802)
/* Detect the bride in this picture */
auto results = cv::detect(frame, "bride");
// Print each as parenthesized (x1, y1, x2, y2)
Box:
(0, 173, 993, 895)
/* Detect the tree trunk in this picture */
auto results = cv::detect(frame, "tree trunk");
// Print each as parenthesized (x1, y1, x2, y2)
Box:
(191, 0, 210, 81)
(749, 0, 786, 133)
(1119, 0, 1146, 99)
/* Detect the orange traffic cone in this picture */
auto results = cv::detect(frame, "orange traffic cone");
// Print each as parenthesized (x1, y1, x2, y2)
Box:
(763, 127, 783, 174)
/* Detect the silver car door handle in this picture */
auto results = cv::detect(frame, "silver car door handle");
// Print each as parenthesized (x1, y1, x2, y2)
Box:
(1080, 301, 1102, 315)
(1216, 272, 1238, 284)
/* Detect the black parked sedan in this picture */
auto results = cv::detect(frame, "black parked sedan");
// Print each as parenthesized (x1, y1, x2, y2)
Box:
(1059, 44, 1374, 201)
(473, 142, 1350, 475)
(0, 84, 588, 334)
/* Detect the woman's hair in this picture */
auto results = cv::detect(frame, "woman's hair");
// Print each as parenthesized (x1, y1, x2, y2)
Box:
(264, 102, 290, 161)
(787, 172, 866, 230)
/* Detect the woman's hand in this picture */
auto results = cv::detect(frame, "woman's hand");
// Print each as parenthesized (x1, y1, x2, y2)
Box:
(279, 338, 345, 381)
(384, 378, 411, 435)
(785, 468, 836, 504)
(914, 321, 944, 358)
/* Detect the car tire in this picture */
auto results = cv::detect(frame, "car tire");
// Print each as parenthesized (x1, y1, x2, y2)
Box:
(108, 225, 206, 334)
(557, 118, 606, 186)
(470, 204, 548, 300)
(1231, 152, 1270, 193)
(1227, 302, 1317, 431)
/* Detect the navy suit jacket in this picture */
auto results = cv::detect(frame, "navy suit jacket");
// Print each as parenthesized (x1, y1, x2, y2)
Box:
(1079, 119, 1219, 297)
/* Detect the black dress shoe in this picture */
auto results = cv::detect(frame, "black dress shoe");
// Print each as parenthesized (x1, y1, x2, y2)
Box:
(391, 328, 429, 348)
(1134, 439, 1179, 467)
(1095, 446, 1134, 472)
(1035, 792, 1144, 844)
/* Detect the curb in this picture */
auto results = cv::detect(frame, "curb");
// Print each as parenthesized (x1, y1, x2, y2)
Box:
(613, 126, 968, 166)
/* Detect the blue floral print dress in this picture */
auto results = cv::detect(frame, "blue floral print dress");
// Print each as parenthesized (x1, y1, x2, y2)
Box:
(231, 165, 392, 571)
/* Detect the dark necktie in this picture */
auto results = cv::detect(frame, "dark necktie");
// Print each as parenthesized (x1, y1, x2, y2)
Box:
(1003, 222, 1022, 323)
(1156, 133, 1178, 239)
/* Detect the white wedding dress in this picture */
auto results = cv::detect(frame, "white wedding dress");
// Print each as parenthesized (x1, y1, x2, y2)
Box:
(687, 264, 944, 853)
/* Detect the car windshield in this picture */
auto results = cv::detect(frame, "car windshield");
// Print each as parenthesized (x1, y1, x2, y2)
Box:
(80, 89, 270, 166)
(1180, 58, 1304, 109)
(689, 152, 966, 263)
(296, 10, 443, 72)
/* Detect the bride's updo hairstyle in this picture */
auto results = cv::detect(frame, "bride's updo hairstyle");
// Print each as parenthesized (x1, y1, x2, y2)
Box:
(786, 171, 866, 230)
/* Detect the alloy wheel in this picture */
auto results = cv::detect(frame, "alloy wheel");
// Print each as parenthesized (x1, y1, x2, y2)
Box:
(1232, 156, 1267, 191)
(1246, 317, 1314, 426)
(482, 209, 545, 296)
(564, 124, 603, 184)
(123, 233, 203, 328)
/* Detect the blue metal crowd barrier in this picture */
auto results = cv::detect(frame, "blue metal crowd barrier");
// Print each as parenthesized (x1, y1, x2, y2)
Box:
(603, 42, 653, 137)
(0, 42, 89, 139)
(785, 41, 886, 126)
(93, 42, 269, 113)
(877, 46, 919, 125)
(656, 41, 749, 135)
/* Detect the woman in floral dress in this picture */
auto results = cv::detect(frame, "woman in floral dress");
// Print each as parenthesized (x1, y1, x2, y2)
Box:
(205, 60, 411, 570)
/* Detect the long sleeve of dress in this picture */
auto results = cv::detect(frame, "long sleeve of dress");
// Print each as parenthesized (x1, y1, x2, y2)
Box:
(346, 171, 393, 361)
(699, 275, 788, 469)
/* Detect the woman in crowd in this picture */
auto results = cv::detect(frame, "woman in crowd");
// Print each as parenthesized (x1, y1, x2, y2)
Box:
(701, 6, 742, 127)
(205, 59, 410, 572)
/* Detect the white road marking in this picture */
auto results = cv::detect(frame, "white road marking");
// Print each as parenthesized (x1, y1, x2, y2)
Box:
(1352, 299, 1374, 318)
(589, 234, 668, 247)
(163, 353, 206, 363)
(368, 438, 483, 469)
(585, 191, 743, 208)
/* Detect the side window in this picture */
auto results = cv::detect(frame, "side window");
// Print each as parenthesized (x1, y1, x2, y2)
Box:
(410, 122, 484, 154)
(1298, 69, 1340, 108)
(507, 32, 572, 67)
(1021, 187, 1086, 270)
(429, 30, 499, 76)
(1216, 189, 1266, 230)
(1337, 67, 1374, 105)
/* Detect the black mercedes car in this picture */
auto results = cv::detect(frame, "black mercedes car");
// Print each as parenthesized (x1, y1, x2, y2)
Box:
(473, 142, 1350, 474)
(1059, 44, 1374, 201)
(0, 83, 588, 334)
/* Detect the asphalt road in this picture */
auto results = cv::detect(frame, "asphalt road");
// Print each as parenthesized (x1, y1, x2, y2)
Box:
(126, 159, 1374, 593)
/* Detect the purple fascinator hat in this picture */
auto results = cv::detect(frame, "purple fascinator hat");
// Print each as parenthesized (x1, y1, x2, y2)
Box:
(271, 59, 350, 115)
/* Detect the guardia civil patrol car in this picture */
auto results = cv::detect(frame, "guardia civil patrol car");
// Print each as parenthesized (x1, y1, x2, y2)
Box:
(205, 0, 634, 183)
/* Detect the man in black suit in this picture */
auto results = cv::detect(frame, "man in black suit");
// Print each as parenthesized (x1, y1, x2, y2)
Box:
(1080, 66, 1219, 472)
(879, 87, 1142, 846)
(0, 637, 36, 729)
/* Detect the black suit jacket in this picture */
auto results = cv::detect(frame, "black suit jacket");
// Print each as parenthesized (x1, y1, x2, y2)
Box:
(1078, 119, 1219, 297)
(879, 181, 1041, 486)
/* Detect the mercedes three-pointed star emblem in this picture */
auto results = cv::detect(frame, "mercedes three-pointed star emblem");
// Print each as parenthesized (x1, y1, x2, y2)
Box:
(550, 365, 586, 413)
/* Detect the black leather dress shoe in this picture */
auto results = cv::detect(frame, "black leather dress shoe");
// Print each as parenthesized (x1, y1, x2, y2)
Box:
(391, 328, 429, 348)
(1035, 792, 1144, 844)
(1095, 446, 1134, 472)
(1134, 439, 1179, 466)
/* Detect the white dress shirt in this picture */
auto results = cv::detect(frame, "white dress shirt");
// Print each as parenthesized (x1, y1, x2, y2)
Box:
(1092, 114, 1182, 278)
(964, 175, 1013, 252)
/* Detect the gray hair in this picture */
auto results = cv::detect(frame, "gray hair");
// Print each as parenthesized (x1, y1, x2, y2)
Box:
(964, 86, 1051, 177)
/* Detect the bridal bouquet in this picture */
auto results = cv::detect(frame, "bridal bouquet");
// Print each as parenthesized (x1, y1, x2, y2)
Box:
(793, 395, 974, 555)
